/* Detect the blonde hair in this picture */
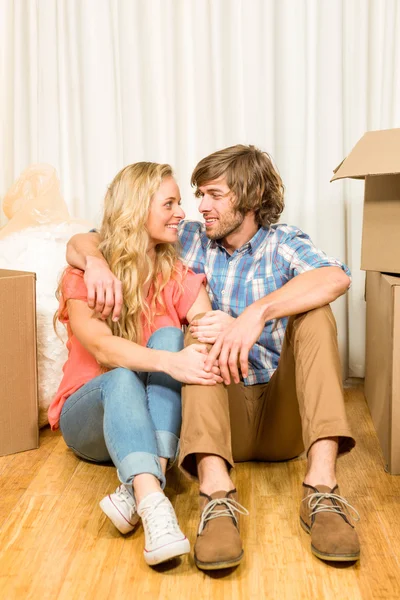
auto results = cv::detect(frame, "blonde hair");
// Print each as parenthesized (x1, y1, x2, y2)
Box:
(55, 162, 182, 345)
(99, 162, 182, 343)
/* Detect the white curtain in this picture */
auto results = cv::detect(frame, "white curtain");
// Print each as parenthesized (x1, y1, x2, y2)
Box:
(1, 0, 400, 376)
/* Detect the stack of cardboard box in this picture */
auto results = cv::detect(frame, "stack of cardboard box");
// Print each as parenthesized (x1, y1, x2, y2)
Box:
(332, 129, 400, 474)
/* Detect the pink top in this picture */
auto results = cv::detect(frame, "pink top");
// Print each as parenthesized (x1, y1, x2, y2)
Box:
(48, 264, 206, 430)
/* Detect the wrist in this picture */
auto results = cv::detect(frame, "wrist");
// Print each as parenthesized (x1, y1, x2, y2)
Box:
(86, 254, 108, 269)
(155, 350, 172, 375)
(258, 299, 274, 322)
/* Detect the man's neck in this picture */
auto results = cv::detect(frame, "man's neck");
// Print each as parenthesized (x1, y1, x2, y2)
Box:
(221, 218, 259, 255)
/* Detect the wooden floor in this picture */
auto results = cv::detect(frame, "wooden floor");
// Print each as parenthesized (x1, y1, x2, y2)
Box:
(0, 381, 400, 599)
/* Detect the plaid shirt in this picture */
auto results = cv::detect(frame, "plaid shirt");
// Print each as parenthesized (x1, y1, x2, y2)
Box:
(179, 221, 351, 386)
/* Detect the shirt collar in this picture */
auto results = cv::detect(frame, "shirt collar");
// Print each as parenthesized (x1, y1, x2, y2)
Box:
(208, 226, 269, 255)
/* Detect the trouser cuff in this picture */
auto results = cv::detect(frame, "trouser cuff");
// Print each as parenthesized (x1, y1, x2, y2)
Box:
(179, 444, 235, 481)
(155, 430, 179, 459)
(306, 424, 355, 457)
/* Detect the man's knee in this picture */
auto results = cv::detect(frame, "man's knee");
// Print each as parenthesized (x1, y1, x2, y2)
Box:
(292, 305, 337, 338)
(184, 313, 208, 348)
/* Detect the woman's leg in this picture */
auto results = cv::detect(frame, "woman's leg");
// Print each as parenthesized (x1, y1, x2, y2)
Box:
(60, 367, 165, 488)
(60, 358, 189, 565)
(144, 327, 184, 466)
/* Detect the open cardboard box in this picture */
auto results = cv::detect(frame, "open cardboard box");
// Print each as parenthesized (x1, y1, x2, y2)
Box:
(365, 271, 400, 474)
(332, 128, 400, 275)
(0, 269, 39, 456)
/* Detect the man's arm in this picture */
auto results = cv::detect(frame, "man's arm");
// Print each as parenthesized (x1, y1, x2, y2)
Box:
(66, 232, 123, 320)
(67, 232, 102, 269)
(205, 266, 350, 384)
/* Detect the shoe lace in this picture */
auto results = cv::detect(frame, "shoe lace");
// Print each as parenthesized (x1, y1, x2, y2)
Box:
(115, 485, 136, 517)
(302, 492, 360, 523)
(198, 497, 249, 535)
(141, 497, 181, 544)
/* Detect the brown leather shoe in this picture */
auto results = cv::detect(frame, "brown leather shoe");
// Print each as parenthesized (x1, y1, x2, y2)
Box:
(300, 483, 360, 561)
(194, 490, 248, 570)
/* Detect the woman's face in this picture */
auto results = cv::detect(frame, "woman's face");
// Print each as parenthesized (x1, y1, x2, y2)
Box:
(146, 176, 185, 248)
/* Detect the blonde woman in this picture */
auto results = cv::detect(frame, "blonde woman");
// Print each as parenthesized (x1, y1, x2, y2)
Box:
(49, 163, 221, 567)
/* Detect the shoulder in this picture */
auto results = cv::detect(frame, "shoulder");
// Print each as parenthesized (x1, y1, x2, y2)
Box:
(178, 220, 206, 240)
(61, 267, 87, 296)
(265, 224, 314, 249)
(172, 260, 205, 283)
(268, 224, 308, 241)
(62, 267, 85, 285)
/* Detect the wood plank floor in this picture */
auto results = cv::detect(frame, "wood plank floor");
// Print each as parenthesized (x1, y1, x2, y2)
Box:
(0, 381, 399, 599)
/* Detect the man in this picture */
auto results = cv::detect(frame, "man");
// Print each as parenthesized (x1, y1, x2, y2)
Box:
(66, 145, 360, 569)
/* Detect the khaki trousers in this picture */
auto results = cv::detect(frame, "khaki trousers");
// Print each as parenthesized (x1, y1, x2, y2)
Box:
(179, 305, 355, 480)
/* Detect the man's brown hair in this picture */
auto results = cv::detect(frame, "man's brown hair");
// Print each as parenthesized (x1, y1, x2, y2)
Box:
(191, 144, 285, 227)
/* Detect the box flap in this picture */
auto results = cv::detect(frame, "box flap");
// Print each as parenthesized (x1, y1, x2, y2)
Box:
(331, 129, 400, 181)
(382, 273, 400, 287)
(0, 269, 36, 279)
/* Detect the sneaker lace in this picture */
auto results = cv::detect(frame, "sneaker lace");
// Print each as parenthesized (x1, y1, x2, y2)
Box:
(115, 485, 136, 518)
(141, 497, 181, 544)
(302, 492, 360, 523)
(198, 497, 249, 535)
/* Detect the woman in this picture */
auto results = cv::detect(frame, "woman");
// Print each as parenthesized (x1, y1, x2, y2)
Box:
(49, 162, 221, 567)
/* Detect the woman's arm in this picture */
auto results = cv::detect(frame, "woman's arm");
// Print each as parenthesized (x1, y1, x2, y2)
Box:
(67, 299, 222, 385)
(186, 285, 213, 324)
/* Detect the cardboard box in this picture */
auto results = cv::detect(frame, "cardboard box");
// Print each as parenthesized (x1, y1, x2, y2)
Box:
(332, 128, 400, 274)
(0, 269, 39, 456)
(364, 271, 400, 473)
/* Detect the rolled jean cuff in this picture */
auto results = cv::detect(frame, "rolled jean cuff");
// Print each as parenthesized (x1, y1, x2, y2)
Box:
(156, 430, 179, 461)
(117, 451, 166, 489)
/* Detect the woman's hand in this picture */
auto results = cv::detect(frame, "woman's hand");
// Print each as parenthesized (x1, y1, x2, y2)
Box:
(164, 345, 223, 385)
(189, 310, 235, 344)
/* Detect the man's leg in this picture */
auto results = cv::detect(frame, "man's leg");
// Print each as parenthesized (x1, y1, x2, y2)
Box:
(255, 305, 359, 561)
(179, 323, 251, 570)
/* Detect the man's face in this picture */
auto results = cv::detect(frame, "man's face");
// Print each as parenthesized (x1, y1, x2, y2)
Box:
(196, 177, 244, 240)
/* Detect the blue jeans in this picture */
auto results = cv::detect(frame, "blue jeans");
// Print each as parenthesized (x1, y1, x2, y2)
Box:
(59, 327, 184, 489)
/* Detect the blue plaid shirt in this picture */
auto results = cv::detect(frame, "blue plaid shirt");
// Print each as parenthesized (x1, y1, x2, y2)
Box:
(179, 221, 351, 386)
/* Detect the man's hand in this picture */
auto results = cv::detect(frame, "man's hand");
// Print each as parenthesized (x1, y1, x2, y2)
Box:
(189, 310, 235, 344)
(204, 302, 266, 385)
(84, 256, 123, 321)
(165, 345, 223, 385)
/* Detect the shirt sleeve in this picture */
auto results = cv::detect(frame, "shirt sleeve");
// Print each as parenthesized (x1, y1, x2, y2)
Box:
(276, 227, 352, 281)
(58, 268, 88, 322)
(178, 220, 207, 274)
(173, 267, 207, 324)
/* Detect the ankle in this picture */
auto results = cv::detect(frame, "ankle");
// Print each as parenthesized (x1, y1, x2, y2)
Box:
(197, 453, 234, 497)
(199, 478, 235, 497)
(303, 473, 337, 489)
(133, 474, 163, 506)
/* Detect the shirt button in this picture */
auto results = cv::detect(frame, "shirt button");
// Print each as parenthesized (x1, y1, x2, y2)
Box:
(221, 290, 225, 295)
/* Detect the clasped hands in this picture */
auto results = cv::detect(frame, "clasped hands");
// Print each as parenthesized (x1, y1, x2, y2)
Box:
(189, 305, 265, 385)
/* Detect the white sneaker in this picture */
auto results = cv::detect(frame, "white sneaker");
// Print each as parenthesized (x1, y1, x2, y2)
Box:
(99, 484, 140, 534)
(137, 492, 190, 566)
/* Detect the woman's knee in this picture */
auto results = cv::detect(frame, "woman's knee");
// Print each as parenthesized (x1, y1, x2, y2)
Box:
(147, 327, 184, 352)
(103, 368, 144, 400)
